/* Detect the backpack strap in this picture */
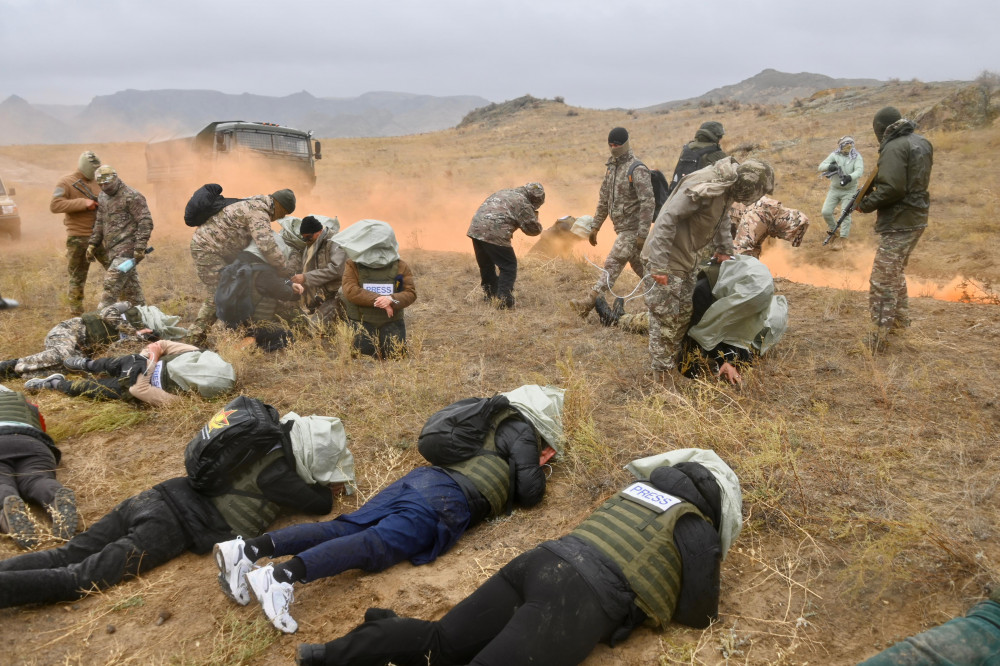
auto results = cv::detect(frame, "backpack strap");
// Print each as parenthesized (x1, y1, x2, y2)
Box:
(627, 160, 647, 184)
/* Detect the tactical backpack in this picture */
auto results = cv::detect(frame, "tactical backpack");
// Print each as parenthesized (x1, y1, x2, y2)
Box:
(184, 183, 243, 227)
(215, 260, 271, 327)
(667, 143, 722, 194)
(627, 161, 671, 222)
(184, 396, 290, 496)
(417, 395, 514, 466)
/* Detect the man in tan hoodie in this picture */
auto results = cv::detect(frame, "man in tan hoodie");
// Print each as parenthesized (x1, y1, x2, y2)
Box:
(50, 151, 110, 314)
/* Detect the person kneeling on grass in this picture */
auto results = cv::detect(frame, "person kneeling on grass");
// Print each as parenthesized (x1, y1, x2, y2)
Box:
(0, 385, 77, 549)
(333, 220, 416, 359)
(214, 384, 563, 634)
(23, 340, 236, 407)
(595, 254, 787, 387)
(0, 398, 354, 609)
(295, 448, 742, 666)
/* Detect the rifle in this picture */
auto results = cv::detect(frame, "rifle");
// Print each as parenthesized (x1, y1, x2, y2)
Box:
(72, 180, 98, 202)
(823, 166, 879, 246)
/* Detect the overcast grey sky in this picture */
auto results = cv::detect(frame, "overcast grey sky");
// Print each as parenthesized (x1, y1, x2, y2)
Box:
(2, 0, 997, 108)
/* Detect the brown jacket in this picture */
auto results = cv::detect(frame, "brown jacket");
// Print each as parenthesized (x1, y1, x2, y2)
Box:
(341, 258, 417, 311)
(50, 170, 100, 237)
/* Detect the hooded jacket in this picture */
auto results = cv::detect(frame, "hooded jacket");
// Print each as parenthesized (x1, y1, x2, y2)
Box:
(289, 229, 348, 307)
(858, 119, 933, 233)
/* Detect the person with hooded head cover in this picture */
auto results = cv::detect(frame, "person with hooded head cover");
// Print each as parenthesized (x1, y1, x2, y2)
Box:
(0, 407, 353, 610)
(667, 121, 728, 195)
(287, 215, 348, 324)
(0, 301, 187, 381)
(295, 448, 741, 666)
(856, 106, 933, 351)
(641, 157, 775, 388)
(334, 220, 417, 358)
(817, 136, 865, 247)
(215, 385, 563, 634)
(467, 183, 545, 309)
(50, 150, 111, 314)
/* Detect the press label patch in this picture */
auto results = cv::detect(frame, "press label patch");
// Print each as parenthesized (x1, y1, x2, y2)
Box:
(363, 282, 394, 295)
(621, 482, 682, 513)
(150, 360, 165, 388)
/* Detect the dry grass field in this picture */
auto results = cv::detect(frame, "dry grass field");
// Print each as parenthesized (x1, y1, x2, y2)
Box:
(0, 80, 999, 665)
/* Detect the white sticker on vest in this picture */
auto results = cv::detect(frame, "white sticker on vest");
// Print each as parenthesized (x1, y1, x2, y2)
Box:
(620, 482, 683, 513)
(363, 282, 394, 296)
(149, 360, 165, 388)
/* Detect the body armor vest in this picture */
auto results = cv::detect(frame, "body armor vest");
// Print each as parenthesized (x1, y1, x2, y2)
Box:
(444, 407, 521, 518)
(209, 448, 285, 538)
(340, 261, 401, 327)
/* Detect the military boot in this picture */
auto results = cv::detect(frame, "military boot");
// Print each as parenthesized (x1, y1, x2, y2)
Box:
(570, 290, 600, 318)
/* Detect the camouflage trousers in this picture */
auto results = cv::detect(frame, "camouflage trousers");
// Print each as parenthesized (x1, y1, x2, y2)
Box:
(644, 271, 697, 371)
(67, 236, 109, 314)
(189, 244, 229, 339)
(618, 311, 650, 335)
(96, 255, 146, 311)
(13, 319, 86, 376)
(870, 228, 924, 330)
(593, 229, 644, 294)
(822, 188, 855, 237)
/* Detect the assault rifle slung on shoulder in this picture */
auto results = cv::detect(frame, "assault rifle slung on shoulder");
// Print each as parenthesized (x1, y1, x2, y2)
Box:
(823, 166, 879, 246)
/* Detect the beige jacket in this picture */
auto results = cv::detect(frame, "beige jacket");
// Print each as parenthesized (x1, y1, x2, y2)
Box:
(50, 170, 100, 237)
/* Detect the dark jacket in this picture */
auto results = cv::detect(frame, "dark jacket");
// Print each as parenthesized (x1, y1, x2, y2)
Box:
(858, 120, 933, 233)
(154, 457, 332, 554)
(184, 184, 242, 228)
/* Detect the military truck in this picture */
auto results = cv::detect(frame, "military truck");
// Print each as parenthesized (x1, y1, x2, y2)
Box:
(0, 177, 20, 241)
(145, 121, 322, 216)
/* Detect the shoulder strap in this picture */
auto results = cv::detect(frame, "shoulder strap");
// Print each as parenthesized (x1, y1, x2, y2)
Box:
(627, 160, 647, 183)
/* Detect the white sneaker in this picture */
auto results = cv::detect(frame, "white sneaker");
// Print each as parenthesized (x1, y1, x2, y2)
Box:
(246, 564, 298, 633)
(214, 536, 253, 605)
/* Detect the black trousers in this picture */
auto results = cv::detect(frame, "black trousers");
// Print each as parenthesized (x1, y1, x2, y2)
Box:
(0, 487, 188, 608)
(352, 320, 407, 359)
(56, 354, 145, 401)
(472, 239, 518, 308)
(0, 434, 62, 509)
(313, 547, 618, 666)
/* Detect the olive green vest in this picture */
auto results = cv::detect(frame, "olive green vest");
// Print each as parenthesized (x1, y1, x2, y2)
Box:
(0, 391, 43, 430)
(444, 407, 525, 518)
(570, 483, 706, 626)
(80, 307, 145, 345)
(340, 261, 401, 327)
(249, 271, 279, 322)
(209, 448, 285, 538)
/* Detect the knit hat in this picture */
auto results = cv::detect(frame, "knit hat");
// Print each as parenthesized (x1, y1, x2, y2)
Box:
(271, 189, 296, 215)
(607, 127, 629, 145)
(695, 121, 725, 143)
(299, 215, 323, 235)
(522, 182, 545, 208)
(873, 106, 902, 141)
(78, 151, 101, 180)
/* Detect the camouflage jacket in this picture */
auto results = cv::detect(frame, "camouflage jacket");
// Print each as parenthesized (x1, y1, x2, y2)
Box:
(289, 230, 348, 305)
(859, 120, 933, 233)
(50, 170, 99, 237)
(191, 195, 287, 272)
(90, 179, 153, 258)
(641, 165, 735, 275)
(733, 197, 809, 258)
(593, 148, 655, 235)
(467, 187, 542, 248)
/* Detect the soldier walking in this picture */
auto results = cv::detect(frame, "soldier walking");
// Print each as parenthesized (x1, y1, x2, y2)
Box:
(87, 165, 154, 309)
(50, 151, 109, 314)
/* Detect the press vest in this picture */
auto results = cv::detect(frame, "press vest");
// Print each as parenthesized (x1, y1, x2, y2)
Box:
(340, 261, 402, 327)
(444, 407, 524, 518)
(209, 448, 285, 538)
(570, 483, 707, 626)
(249, 271, 279, 322)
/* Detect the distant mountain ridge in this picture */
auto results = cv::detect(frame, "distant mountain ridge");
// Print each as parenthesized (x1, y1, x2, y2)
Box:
(0, 90, 492, 145)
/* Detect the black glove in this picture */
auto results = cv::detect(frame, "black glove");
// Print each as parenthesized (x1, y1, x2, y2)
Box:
(825, 162, 839, 173)
(840, 174, 851, 187)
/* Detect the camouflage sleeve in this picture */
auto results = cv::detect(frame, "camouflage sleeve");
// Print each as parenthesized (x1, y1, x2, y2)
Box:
(516, 201, 542, 237)
(89, 198, 106, 247)
(130, 191, 154, 251)
(289, 247, 305, 273)
(250, 214, 289, 274)
(632, 165, 656, 227)
(592, 169, 612, 231)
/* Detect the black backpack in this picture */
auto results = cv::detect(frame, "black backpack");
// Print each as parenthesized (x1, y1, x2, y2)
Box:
(184, 396, 290, 496)
(215, 260, 270, 327)
(417, 395, 513, 466)
(628, 161, 671, 221)
(668, 143, 722, 194)
(184, 183, 243, 227)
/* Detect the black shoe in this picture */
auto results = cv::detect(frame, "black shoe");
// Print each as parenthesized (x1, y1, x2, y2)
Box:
(296, 644, 325, 666)
(363, 607, 398, 622)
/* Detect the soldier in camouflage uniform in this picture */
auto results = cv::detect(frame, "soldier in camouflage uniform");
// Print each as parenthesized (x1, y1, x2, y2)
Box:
(731, 197, 809, 259)
(87, 166, 154, 310)
(467, 183, 544, 309)
(50, 151, 110, 314)
(641, 158, 774, 386)
(188, 189, 296, 341)
(571, 127, 656, 317)
(0, 303, 158, 379)
(857, 107, 933, 350)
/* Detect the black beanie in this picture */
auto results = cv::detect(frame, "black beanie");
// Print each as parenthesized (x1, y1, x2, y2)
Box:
(299, 215, 323, 235)
(608, 127, 629, 145)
